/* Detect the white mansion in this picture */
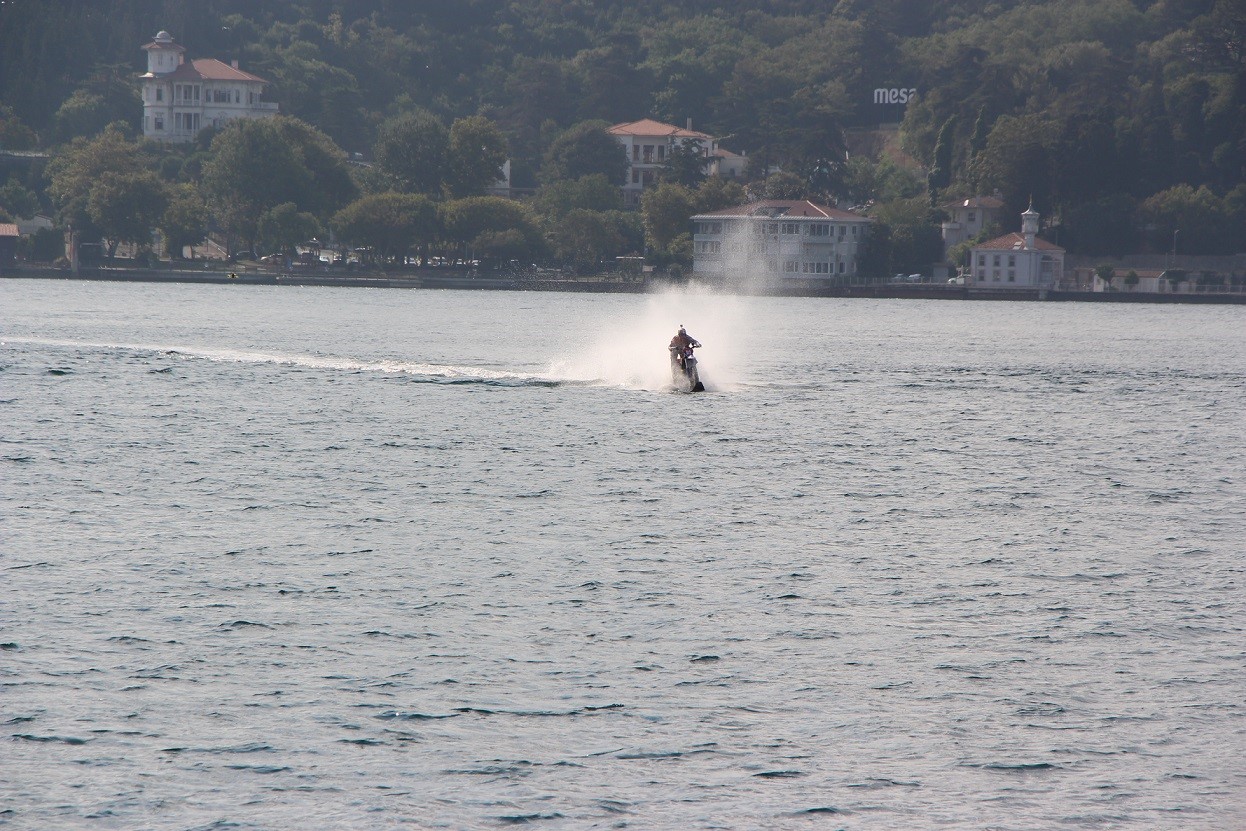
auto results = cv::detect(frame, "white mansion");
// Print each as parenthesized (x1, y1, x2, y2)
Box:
(140, 31, 277, 142)
(607, 119, 747, 206)
(691, 200, 872, 282)
(969, 204, 1065, 289)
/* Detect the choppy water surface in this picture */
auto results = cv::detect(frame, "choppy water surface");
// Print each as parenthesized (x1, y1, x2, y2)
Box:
(2, 279, 1243, 830)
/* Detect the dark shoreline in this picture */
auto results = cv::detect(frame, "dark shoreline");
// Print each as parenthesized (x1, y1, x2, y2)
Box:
(3, 264, 1244, 304)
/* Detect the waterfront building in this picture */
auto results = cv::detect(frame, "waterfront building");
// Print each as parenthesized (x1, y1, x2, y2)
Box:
(140, 30, 278, 143)
(969, 204, 1064, 289)
(690, 200, 872, 281)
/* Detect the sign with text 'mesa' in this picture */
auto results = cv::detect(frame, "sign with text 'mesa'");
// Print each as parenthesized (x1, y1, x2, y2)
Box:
(874, 88, 918, 105)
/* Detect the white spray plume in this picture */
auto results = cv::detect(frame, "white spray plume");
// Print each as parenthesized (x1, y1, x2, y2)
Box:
(546, 283, 749, 392)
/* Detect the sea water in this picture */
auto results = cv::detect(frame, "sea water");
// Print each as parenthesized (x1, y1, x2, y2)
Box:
(2, 279, 1243, 830)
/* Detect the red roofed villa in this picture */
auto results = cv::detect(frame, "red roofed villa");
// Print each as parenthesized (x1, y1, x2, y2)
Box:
(970, 203, 1065, 289)
(607, 119, 718, 206)
(690, 200, 872, 281)
(140, 30, 278, 143)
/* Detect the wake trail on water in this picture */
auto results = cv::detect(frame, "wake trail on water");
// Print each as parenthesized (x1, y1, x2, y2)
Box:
(8, 287, 756, 391)
(4, 337, 564, 387)
(544, 285, 751, 392)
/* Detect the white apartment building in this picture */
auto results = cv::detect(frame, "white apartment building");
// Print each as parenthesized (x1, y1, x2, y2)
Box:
(690, 200, 871, 281)
(140, 30, 277, 143)
(969, 205, 1064, 289)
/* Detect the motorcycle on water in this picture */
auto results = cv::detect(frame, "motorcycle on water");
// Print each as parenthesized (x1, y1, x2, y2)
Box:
(669, 343, 705, 392)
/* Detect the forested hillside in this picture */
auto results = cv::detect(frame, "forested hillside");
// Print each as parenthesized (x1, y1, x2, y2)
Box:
(1, 0, 1242, 268)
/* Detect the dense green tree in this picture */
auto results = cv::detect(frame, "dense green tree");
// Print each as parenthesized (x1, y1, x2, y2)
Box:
(332, 191, 438, 263)
(0, 178, 39, 219)
(927, 117, 955, 204)
(374, 111, 449, 195)
(662, 137, 709, 187)
(1138, 184, 1238, 255)
(969, 114, 1055, 224)
(533, 174, 623, 221)
(641, 181, 695, 258)
(258, 202, 322, 255)
(0, 105, 37, 151)
(87, 171, 168, 257)
(446, 116, 509, 197)
(45, 124, 155, 241)
(753, 171, 807, 200)
(159, 183, 208, 259)
(201, 116, 354, 250)
(439, 196, 541, 260)
(48, 67, 140, 144)
(550, 208, 626, 270)
(693, 177, 747, 214)
(267, 44, 363, 151)
(542, 120, 629, 185)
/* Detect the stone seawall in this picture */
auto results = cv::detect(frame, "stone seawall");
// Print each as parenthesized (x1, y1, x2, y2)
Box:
(4, 264, 1243, 303)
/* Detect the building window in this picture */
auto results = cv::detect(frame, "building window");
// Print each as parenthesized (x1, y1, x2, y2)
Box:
(781, 223, 800, 235)
(977, 254, 985, 267)
(1007, 271, 1016, 282)
(993, 254, 1001, 267)
(967, 211, 976, 223)
(154, 116, 163, 130)
(809, 223, 829, 237)
(235, 89, 240, 103)
(632, 146, 639, 161)
(839, 261, 846, 273)
(977, 271, 985, 282)
(1008, 254, 1016, 267)
(156, 87, 163, 102)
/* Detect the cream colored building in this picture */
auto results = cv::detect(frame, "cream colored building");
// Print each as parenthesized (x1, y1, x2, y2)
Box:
(942, 195, 1004, 251)
(140, 30, 277, 143)
(607, 119, 718, 206)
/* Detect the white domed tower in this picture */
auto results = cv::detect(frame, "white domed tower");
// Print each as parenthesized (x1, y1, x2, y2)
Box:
(1021, 199, 1039, 250)
(142, 30, 185, 76)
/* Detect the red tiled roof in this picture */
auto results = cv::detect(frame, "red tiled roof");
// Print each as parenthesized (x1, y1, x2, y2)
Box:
(695, 200, 870, 221)
(143, 58, 267, 84)
(607, 119, 711, 140)
(974, 231, 1063, 252)
(0, 223, 19, 237)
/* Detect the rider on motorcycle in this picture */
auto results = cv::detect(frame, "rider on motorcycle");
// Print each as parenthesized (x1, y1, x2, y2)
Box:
(669, 327, 701, 369)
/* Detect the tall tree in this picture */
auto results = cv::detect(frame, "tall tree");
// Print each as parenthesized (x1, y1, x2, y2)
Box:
(446, 115, 509, 197)
(202, 116, 354, 251)
(374, 111, 449, 195)
(87, 171, 168, 257)
(332, 191, 438, 263)
(542, 120, 628, 185)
